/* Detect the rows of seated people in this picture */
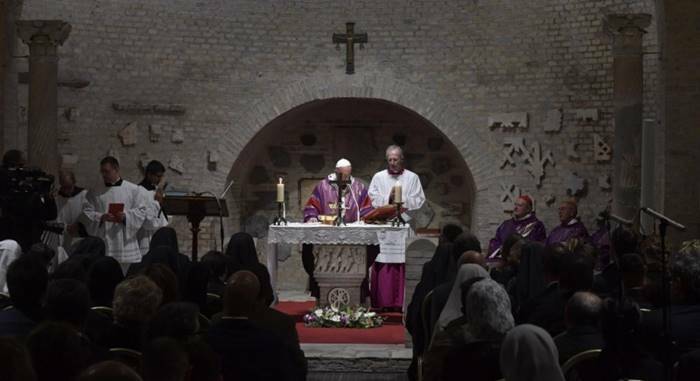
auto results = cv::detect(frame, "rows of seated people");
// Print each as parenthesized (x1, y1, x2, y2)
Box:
(0, 227, 306, 381)
(406, 224, 700, 381)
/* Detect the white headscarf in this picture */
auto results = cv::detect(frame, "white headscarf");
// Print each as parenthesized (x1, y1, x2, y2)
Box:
(0, 239, 22, 294)
(500, 324, 565, 381)
(436, 264, 489, 330)
(464, 279, 514, 340)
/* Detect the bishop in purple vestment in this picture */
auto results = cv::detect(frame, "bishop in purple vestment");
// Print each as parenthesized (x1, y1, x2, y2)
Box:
(546, 200, 590, 246)
(488, 195, 547, 258)
(302, 161, 373, 223)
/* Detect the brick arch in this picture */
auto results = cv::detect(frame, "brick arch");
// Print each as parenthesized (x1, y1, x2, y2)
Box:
(219, 75, 500, 234)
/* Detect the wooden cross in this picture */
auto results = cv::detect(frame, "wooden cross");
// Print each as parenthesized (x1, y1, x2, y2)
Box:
(332, 22, 368, 75)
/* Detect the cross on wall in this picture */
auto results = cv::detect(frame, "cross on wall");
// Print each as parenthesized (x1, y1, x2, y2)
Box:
(332, 22, 368, 75)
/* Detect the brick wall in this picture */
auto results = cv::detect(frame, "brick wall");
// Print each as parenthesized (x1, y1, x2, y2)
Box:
(14, 0, 662, 258)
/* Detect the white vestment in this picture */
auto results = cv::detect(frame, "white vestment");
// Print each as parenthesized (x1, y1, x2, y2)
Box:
(136, 186, 169, 255)
(368, 169, 425, 211)
(53, 189, 88, 262)
(0, 239, 22, 294)
(82, 180, 147, 264)
(368, 169, 425, 263)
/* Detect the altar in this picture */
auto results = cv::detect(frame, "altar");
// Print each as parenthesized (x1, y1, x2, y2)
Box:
(267, 222, 411, 306)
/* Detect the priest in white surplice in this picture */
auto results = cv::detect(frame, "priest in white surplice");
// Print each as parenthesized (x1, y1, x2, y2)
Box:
(82, 157, 147, 272)
(52, 170, 89, 264)
(368, 145, 425, 310)
(136, 160, 169, 255)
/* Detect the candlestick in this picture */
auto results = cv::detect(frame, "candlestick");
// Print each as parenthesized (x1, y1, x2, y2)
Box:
(276, 177, 285, 203)
(393, 181, 402, 204)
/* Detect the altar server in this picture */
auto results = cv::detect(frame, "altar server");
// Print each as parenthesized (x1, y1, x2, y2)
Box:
(82, 157, 147, 271)
(136, 160, 169, 255)
(368, 145, 425, 310)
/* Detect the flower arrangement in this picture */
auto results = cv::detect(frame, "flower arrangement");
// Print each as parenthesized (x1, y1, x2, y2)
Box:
(303, 305, 384, 328)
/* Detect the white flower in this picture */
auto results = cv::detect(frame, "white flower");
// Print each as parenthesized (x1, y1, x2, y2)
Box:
(314, 309, 323, 317)
(365, 312, 376, 318)
(330, 315, 341, 322)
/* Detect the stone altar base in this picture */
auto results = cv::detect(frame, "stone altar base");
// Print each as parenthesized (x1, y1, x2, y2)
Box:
(304, 344, 411, 381)
(313, 244, 367, 307)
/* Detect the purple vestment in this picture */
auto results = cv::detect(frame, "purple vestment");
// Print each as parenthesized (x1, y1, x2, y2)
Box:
(545, 219, 590, 246)
(591, 226, 611, 268)
(488, 213, 547, 257)
(303, 175, 373, 223)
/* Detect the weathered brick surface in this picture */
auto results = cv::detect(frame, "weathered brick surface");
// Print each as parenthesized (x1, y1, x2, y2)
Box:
(13, 0, 664, 255)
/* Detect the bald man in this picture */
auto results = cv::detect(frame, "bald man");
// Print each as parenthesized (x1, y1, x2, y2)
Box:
(546, 200, 590, 246)
(208, 270, 297, 381)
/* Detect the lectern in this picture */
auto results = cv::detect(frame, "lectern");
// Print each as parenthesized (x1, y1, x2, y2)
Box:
(161, 196, 228, 262)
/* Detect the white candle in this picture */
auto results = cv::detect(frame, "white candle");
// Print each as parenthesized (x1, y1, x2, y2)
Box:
(276, 178, 285, 203)
(393, 181, 402, 204)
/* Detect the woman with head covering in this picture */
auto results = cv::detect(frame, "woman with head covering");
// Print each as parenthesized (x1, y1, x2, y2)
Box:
(87, 257, 124, 307)
(508, 241, 547, 315)
(500, 324, 565, 381)
(424, 278, 514, 381)
(150, 227, 180, 253)
(224, 233, 274, 306)
(435, 264, 490, 331)
(69, 237, 106, 262)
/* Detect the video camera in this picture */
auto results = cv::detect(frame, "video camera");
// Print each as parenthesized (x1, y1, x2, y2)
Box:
(3, 167, 54, 195)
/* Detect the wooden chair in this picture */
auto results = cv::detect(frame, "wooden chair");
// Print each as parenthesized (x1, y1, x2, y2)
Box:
(109, 347, 142, 372)
(91, 306, 114, 320)
(417, 290, 435, 381)
(561, 348, 602, 381)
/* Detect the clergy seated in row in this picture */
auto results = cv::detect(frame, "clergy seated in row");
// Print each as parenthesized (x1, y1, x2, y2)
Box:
(368, 145, 425, 310)
(545, 199, 590, 247)
(301, 158, 373, 298)
(488, 195, 546, 261)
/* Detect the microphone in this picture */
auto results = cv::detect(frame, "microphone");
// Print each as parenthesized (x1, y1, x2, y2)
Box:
(641, 207, 686, 231)
(219, 179, 235, 199)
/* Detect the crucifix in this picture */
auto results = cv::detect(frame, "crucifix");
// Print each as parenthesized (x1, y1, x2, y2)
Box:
(332, 22, 368, 75)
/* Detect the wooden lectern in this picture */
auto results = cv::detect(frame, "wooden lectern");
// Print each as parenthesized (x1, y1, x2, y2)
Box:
(161, 196, 228, 262)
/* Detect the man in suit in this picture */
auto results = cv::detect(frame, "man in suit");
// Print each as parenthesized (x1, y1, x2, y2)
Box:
(207, 270, 296, 381)
(554, 291, 604, 364)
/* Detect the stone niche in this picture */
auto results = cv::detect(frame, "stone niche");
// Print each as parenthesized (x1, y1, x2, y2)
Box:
(227, 98, 476, 290)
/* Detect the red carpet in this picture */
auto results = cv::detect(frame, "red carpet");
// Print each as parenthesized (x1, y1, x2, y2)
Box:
(274, 301, 406, 344)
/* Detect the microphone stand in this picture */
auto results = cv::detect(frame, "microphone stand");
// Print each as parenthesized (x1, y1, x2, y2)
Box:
(640, 206, 686, 381)
(218, 180, 235, 252)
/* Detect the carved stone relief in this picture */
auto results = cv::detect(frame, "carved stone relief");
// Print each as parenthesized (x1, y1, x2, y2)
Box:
(523, 141, 555, 187)
(171, 128, 185, 144)
(149, 124, 162, 142)
(489, 112, 528, 131)
(313, 245, 365, 274)
(499, 183, 522, 212)
(593, 134, 612, 162)
(573, 108, 599, 122)
(168, 154, 185, 174)
(565, 171, 586, 196)
(118, 122, 138, 146)
(566, 142, 580, 160)
(598, 174, 612, 191)
(543, 109, 563, 132)
(60, 153, 79, 167)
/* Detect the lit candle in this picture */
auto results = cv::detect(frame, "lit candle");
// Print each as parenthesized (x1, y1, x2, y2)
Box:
(393, 181, 402, 204)
(276, 178, 285, 203)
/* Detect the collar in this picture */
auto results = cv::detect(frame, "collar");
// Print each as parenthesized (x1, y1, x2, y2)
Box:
(565, 218, 579, 226)
(388, 167, 404, 176)
(138, 179, 156, 191)
(105, 178, 123, 187)
(58, 186, 84, 198)
(514, 213, 533, 222)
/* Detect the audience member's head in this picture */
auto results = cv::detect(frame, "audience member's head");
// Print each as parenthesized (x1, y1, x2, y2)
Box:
(600, 298, 641, 351)
(51, 257, 88, 282)
(184, 263, 209, 309)
(438, 264, 490, 329)
(559, 253, 594, 293)
(542, 244, 565, 284)
(7, 255, 48, 317)
(149, 302, 200, 341)
(25, 243, 56, 268)
(458, 250, 486, 269)
(463, 279, 514, 340)
(0, 337, 36, 381)
(87, 257, 124, 307)
(150, 227, 180, 254)
(573, 242, 599, 264)
(671, 245, 700, 304)
(77, 361, 142, 381)
(565, 291, 603, 329)
(620, 253, 645, 289)
(142, 337, 190, 381)
(223, 270, 260, 318)
(201, 250, 227, 282)
(500, 324, 565, 381)
(70, 237, 107, 260)
(439, 224, 463, 244)
(611, 226, 639, 257)
(452, 231, 482, 260)
(140, 263, 179, 305)
(2, 149, 25, 168)
(26, 322, 90, 381)
(225, 232, 259, 268)
(113, 275, 162, 324)
(502, 233, 525, 265)
(44, 279, 91, 329)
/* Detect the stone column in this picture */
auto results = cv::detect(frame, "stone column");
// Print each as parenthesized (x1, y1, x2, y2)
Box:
(16, 20, 70, 175)
(1, 0, 21, 153)
(607, 14, 652, 221)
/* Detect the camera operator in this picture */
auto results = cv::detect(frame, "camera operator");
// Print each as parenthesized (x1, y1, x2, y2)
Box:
(0, 150, 58, 252)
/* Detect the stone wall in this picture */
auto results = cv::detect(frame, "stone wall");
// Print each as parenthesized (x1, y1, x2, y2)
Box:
(14, 0, 662, 262)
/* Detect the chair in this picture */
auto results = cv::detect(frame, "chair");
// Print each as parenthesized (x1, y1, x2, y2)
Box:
(109, 347, 142, 372)
(198, 313, 211, 334)
(561, 349, 602, 381)
(91, 306, 114, 320)
(417, 290, 435, 381)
